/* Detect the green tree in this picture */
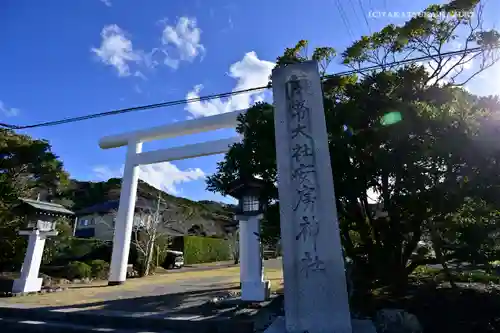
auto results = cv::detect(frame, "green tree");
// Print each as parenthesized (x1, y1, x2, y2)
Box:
(42, 217, 74, 265)
(0, 129, 70, 270)
(207, 0, 500, 292)
(0, 129, 70, 210)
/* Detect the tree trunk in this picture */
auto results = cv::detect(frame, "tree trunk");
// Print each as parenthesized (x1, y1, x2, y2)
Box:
(430, 224, 457, 288)
(143, 237, 155, 277)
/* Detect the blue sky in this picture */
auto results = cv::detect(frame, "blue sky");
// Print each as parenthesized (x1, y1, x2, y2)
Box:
(1, 0, 499, 204)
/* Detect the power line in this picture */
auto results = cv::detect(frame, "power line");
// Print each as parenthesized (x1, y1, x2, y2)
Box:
(0, 46, 492, 131)
(1, 86, 268, 130)
(335, 0, 355, 41)
(324, 46, 486, 79)
(356, 0, 372, 34)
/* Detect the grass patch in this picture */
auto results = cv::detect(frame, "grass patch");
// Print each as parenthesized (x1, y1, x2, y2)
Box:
(410, 265, 500, 284)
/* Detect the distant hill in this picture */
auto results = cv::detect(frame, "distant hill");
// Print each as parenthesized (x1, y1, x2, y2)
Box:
(64, 178, 236, 237)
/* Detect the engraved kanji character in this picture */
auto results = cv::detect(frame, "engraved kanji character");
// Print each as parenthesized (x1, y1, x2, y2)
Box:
(300, 252, 326, 278)
(291, 123, 311, 139)
(291, 143, 314, 163)
(289, 100, 310, 122)
(286, 75, 302, 97)
(291, 163, 315, 185)
(295, 216, 320, 244)
(293, 184, 316, 212)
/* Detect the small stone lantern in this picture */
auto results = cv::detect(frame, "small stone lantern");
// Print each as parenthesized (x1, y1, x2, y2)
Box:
(12, 198, 73, 293)
(227, 176, 270, 301)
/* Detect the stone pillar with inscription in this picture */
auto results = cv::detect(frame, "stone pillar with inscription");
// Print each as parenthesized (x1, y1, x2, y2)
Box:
(266, 61, 366, 333)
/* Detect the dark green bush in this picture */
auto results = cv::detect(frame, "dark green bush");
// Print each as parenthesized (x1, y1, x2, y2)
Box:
(50, 238, 111, 265)
(453, 270, 500, 284)
(410, 265, 500, 285)
(66, 261, 92, 280)
(88, 259, 109, 279)
(183, 236, 231, 264)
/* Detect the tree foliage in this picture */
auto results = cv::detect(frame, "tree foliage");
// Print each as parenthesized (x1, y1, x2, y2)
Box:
(207, 0, 500, 291)
(0, 129, 70, 211)
(0, 129, 71, 270)
(342, 0, 500, 87)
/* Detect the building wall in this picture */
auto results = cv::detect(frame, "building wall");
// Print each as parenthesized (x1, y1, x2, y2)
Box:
(75, 213, 151, 240)
(75, 214, 115, 240)
(75, 209, 230, 241)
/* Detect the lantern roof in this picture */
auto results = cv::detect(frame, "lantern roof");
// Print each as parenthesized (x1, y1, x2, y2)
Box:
(227, 176, 267, 199)
(17, 198, 74, 216)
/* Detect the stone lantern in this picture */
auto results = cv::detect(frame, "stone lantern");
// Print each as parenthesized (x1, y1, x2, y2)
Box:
(227, 176, 270, 302)
(228, 176, 267, 217)
(12, 198, 74, 293)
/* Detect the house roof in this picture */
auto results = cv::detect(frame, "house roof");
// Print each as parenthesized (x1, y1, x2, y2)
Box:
(76, 200, 120, 215)
(76, 198, 233, 237)
(161, 226, 185, 237)
(19, 198, 74, 215)
(76, 198, 157, 216)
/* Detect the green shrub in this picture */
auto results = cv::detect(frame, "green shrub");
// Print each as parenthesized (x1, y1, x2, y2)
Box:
(410, 265, 500, 285)
(50, 238, 112, 265)
(88, 259, 109, 279)
(66, 261, 92, 280)
(453, 270, 500, 284)
(183, 236, 231, 264)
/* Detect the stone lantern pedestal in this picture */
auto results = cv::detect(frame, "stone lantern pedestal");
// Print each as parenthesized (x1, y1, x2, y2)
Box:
(12, 229, 58, 294)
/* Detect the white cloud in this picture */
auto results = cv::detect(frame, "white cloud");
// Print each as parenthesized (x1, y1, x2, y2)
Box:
(138, 163, 205, 195)
(92, 162, 205, 195)
(92, 17, 205, 76)
(99, 0, 112, 7)
(91, 25, 141, 77)
(185, 51, 275, 118)
(0, 100, 20, 117)
(163, 57, 180, 70)
(134, 71, 147, 80)
(93, 165, 123, 180)
(161, 17, 205, 69)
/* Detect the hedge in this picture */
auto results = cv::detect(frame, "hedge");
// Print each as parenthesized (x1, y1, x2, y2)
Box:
(49, 238, 111, 265)
(183, 236, 231, 264)
(49, 237, 138, 266)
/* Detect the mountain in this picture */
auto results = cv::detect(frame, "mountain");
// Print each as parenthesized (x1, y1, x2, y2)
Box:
(64, 178, 235, 237)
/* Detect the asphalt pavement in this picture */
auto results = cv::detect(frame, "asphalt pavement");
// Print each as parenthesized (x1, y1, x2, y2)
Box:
(0, 316, 177, 332)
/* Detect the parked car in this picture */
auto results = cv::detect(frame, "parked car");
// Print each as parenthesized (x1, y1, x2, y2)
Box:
(163, 250, 184, 269)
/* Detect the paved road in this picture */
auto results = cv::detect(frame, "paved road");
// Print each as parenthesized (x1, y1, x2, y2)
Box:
(0, 316, 177, 332)
(0, 259, 285, 332)
(263, 258, 282, 270)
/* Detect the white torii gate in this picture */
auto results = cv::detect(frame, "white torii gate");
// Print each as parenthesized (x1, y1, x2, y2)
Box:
(98, 109, 269, 301)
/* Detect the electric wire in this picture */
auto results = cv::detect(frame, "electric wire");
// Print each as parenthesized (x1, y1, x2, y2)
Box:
(0, 46, 492, 130)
